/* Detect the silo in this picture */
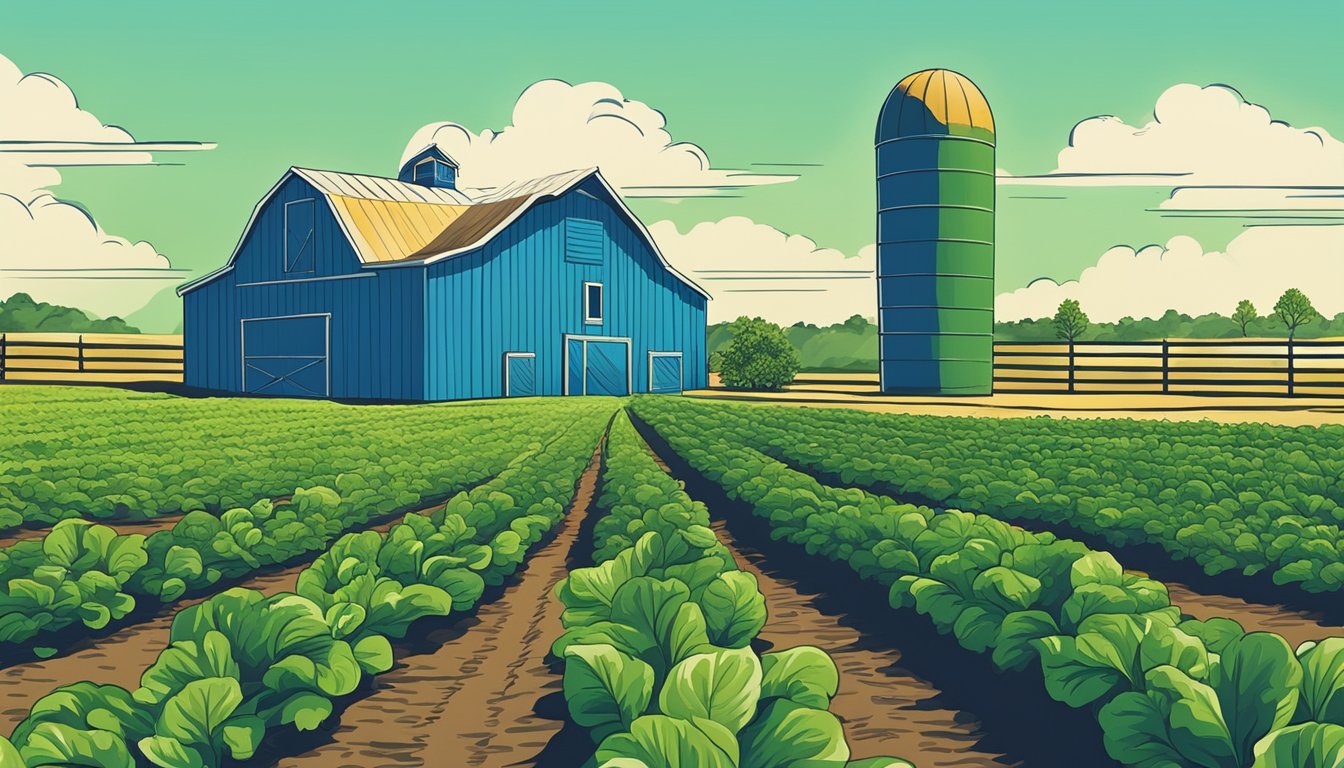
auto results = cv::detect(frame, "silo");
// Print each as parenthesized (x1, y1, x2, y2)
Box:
(876, 69, 995, 395)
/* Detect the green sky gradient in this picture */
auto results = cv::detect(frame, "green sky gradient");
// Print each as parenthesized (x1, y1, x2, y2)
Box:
(5, 0, 1342, 317)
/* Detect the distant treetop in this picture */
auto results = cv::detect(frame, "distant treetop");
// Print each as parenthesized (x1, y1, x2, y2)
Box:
(0, 293, 140, 334)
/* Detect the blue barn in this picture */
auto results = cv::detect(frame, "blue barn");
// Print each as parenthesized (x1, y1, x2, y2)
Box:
(179, 146, 708, 401)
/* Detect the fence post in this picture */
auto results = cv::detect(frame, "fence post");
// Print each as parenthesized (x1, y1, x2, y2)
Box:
(77, 334, 85, 373)
(1068, 340, 1075, 393)
(1287, 338, 1295, 397)
(1162, 339, 1170, 394)
(0, 333, 5, 382)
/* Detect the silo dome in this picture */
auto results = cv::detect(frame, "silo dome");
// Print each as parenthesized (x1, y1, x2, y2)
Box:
(875, 69, 995, 395)
(877, 69, 995, 142)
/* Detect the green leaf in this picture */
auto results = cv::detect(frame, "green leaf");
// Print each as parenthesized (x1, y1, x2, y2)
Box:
(759, 646, 839, 709)
(658, 647, 762, 735)
(1295, 638, 1344, 724)
(154, 677, 243, 764)
(279, 692, 333, 731)
(1251, 722, 1344, 768)
(699, 571, 766, 649)
(563, 643, 654, 742)
(352, 634, 394, 675)
(1211, 633, 1302, 766)
(595, 715, 737, 768)
(1036, 616, 1142, 707)
(221, 715, 265, 759)
(1099, 690, 1185, 768)
(20, 722, 137, 768)
(1070, 551, 1125, 589)
(738, 699, 850, 768)
(138, 735, 205, 768)
(992, 610, 1059, 672)
(972, 566, 1042, 612)
(1147, 664, 1236, 768)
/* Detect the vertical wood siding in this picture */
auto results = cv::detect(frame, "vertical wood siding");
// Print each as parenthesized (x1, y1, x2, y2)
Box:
(184, 176, 426, 400)
(186, 174, 705, 402)
(423, 178, 707, 400)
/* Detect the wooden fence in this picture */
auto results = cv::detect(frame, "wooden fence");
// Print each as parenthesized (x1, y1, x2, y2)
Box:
(994, 339, 1344, 397)
(0, 333, 184, 385)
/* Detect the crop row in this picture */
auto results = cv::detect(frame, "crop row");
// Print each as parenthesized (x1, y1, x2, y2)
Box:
(551, 411, 910, 767)
(643, 398, 1344, 595)
(0, 390, 575, 527)
(0, 401, 615, 767)
(631, 399, 1344, 768)
(0, 403, 594, 655)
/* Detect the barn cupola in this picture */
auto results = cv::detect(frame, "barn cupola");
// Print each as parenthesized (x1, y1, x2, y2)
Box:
(398, 144, 459, 190)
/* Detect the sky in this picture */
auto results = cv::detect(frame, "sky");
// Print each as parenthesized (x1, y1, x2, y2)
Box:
(1, 0, 1342, 330)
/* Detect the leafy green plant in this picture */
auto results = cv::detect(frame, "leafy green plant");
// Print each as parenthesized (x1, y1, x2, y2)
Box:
(716, 316, 801, 391)
(553, 412, 908, 767)
(631, 397, 1344, 768)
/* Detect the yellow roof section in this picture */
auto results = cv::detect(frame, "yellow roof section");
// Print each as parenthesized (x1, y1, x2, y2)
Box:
(326, 196, 470, 263)
(877, 69, 994, 142)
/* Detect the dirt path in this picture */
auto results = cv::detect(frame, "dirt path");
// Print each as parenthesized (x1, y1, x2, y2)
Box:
(0, 512, 411, 736)
(0, 514, 187, 549)
(712, 517, 1013, 766)
(276, 443, 603, 768)
(1159, 580, 1340, 648)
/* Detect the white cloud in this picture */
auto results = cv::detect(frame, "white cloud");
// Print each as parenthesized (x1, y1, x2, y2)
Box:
(0, 52, 205, 319)
(1160, 186, 1344, 213)
(1001, 83, 1344, 189)
(995, 227, 1344, 323)
(649, 216, 874, 325)
(402, 80, 797, 198)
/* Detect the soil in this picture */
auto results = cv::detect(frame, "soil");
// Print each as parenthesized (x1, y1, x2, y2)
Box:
(753, 445, 1344, 646)
(0, 511, 413, 736)
(629, 416, 1118, 768)
(713, 518, 1015, 767)
(0, 513, 186, 549)
(274, 442, 605, 768)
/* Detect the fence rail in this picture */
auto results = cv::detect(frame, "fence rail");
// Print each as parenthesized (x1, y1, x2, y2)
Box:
(0, 333, 184, 384)
(993, 339, 1344, 397)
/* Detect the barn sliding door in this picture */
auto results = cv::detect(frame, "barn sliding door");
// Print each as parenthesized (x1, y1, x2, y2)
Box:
(564, 335, 630, 396)
(241, 314, 330, 397)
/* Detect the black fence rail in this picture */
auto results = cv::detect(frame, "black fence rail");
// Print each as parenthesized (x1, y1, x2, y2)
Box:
(993, 339, 1344, 397)
(0, 333, 184, 384)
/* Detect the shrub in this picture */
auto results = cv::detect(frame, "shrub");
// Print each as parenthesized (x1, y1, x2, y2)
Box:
(717, 317, 800, 391)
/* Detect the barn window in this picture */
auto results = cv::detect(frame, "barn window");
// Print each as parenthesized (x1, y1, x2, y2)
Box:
(413, 158, 437, 185)
(584, 282, 603, 324)
(285, 198, 316, 274)
(565, 218, 605, 265)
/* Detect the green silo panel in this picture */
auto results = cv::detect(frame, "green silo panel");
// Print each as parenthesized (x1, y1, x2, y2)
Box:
(877, 69, 995, 395)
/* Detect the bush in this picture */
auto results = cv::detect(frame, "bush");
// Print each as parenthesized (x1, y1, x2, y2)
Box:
(717, 317, 800, 390)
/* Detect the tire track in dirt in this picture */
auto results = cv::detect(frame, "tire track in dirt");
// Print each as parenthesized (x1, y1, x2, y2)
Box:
(275, 441, 604, 768)
(0, 512, 412, 736)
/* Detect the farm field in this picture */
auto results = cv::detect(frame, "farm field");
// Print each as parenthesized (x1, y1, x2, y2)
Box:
(693, 372, 1344, 427)
(2, 385, 1344, 766)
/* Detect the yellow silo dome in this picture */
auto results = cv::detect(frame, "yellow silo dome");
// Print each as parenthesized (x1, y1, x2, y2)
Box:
(876, 69, 994, 143)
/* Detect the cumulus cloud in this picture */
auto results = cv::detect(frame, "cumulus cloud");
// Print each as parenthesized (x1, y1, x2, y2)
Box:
(995, 226, 1344, 323)
(402, 80, 798, 198)
(649, 217, 874, 325)
(1000, 83, 1344, 189)
(0, 52, 205, 318)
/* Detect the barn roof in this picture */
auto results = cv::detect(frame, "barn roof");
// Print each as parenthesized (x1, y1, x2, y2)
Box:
(180, 166, 709, 299)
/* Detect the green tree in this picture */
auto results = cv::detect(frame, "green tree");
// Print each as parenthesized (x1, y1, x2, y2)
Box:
(1273, 288, 1318, 339)
(717, 316, 800, 390)
(0, 293, 138, 333)
(1232, 300, 1257, 337)
(1052, 299, 1090, 343)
